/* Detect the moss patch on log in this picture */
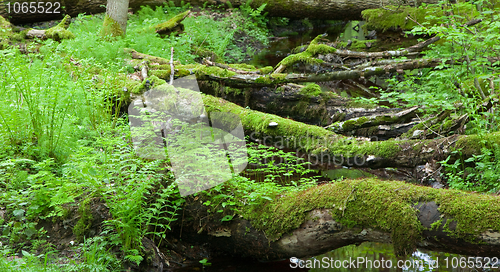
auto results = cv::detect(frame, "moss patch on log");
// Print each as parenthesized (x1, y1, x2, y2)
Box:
(276, 34, 336, 69)
(299, 83, 322, 97)
(152, 10, 190, 36)
(362, 3, 479, 31)
(241, 178, 500, 255)
(45, 15, 75, 41)
(195, 66, 236, 78)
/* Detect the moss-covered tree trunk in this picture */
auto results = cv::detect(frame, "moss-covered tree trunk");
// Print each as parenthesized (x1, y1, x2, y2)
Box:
(101, 0, 130, 37)
(178, 178, 500, 259)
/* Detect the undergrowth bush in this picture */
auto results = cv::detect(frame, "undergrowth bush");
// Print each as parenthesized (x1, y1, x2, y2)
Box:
(356, 0, 500, 192)
(58, 2, 269, 70)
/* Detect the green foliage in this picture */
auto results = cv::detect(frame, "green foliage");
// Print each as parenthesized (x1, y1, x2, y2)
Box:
(58, 4, 269, 69)
(441, 143, 500, 192)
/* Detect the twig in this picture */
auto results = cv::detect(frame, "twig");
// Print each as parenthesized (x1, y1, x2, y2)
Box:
(416, 114, 445, 138)
(170, 47, 175, 85)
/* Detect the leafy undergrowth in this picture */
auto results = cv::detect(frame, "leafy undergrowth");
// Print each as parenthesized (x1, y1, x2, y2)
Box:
(354, 1, 500, 192)
(0, 43, 320, 270)
(2, 0, 500, 270)
(57, 2, 269, 72)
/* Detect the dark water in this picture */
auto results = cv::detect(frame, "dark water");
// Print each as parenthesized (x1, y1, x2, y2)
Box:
(174, 242, 499, 271)
(248, 21, 367, 68)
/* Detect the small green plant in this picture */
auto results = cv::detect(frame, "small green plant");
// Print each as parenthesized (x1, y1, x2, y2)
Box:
(441, 143, 500, 192)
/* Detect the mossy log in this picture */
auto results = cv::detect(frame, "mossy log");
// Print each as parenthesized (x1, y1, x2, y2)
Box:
(196, 59, 442, 87)
(182, 178, 500, 259)
(1, 0, 440, 24)
(326, 106, 419, 133)
(199, 92, 500, 168)
(24, 15, 75, 41)
(150, 10, 190, 36)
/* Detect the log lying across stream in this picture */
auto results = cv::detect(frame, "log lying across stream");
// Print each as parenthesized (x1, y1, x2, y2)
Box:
(181, 178, 500, 259)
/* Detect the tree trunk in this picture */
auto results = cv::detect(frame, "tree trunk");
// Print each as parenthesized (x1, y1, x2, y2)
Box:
(179, 179, 500, 259)
(101, 0, 130, 37)
(1, 0, 439, 24)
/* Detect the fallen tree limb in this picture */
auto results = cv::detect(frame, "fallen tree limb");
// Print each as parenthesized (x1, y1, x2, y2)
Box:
(124, 48, 180, 65)
(326, 106, 419, 133)
(329, 35, 441, 59)
(200, 92, 500, 168)
(182, 178, 500, 259)
(24, 15, 75, 41)
(197, 58, 443, 87)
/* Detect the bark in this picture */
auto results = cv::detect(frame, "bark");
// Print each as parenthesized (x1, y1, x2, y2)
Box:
(180, 179, 500, 260)
(1, 0, 439, 24)
(327, 36, 441, 59)
(102, 0, 130, 37)
(196, 59, 443, 87)
(199, 93, 500, 169)
(326, 106, 419, 133)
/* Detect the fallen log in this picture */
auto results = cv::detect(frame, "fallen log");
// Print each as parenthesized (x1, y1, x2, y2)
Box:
(199, 91, 500, 168)
(24, 15, 75, 41)
(326, 106, 419, 133)
(150, 10, 190, 36)
(196, 58, 443, 87)
(181, 178, 500, 259)
(1, 0, 440, 24)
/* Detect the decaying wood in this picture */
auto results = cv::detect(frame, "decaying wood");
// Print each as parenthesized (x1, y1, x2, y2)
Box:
(181, 181, 500, 260)
(26, 29, 47, 39)
(328, 35, 441, 59)
(124, 48, 180, 65)
(197, 59, 442, 87)
(326, 106, 419, 133)
(204, 59, 260, 75)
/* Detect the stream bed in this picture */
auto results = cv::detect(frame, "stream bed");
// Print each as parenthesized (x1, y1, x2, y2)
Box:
(173, 242, 497, 271)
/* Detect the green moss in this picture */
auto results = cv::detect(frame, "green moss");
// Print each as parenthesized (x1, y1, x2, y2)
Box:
(241, 177, 500, 256)
(228, 63, 257, 71)
(259, 66, 274, 74)
(306, 44, 337, 55)
(0, 15, 10, 30)
(350, 39, 377, 50)
(100, 14, 124, 38)
(152, 10, 190, 34)
(299, 83, 322, 97)
(45, 15, 75, 41)
(362, 3, 479, 31)
(455, 132, 500, 156)
(195, 66, 236, 78)
(131, 76, 166, 94)
(254, 73, 288, 84)
(150, 68, 191, 79)
(73, 198, 93, 241)
(277, 51, 322, 68)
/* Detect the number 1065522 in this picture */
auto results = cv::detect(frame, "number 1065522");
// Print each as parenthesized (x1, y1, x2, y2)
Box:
(6, 2, 61, 14)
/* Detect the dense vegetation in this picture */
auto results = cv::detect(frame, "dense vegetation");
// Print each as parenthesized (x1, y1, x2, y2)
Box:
(0, 0, 500, 270)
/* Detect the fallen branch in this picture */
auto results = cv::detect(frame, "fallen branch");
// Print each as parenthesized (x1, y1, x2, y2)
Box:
(124, 48, 180, 65)
(197, 58, 443, 87)
(326, 106, 419, 133)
